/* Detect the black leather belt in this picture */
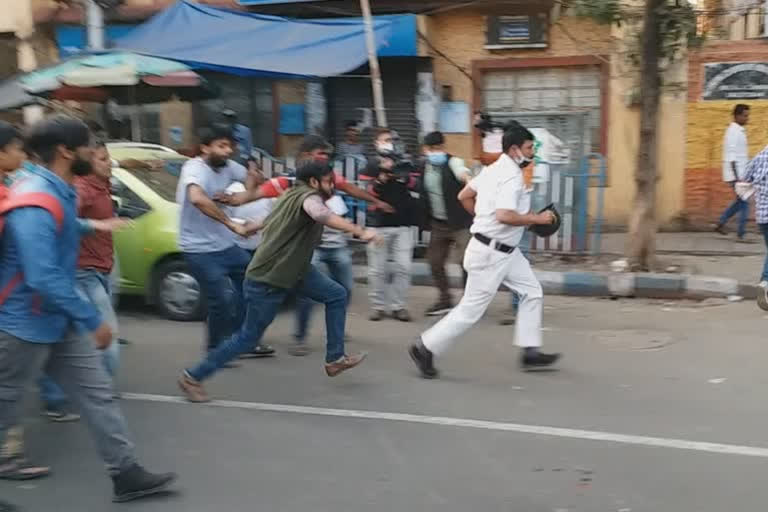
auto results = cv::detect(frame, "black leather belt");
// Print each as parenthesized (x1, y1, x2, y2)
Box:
(473, 233, 516, 254)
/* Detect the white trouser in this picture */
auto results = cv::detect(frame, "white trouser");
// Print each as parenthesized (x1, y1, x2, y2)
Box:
(422, 237, 543, 355)
(367, 226, 413, 311)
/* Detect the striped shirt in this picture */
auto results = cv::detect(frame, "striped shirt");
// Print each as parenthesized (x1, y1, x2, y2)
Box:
(744, 146, 768, 224)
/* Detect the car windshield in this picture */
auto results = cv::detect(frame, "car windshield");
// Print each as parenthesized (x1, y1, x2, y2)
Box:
(123, 164, 180, 202)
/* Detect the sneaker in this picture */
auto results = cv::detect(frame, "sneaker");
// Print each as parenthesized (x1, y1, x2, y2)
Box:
(177, 372, 210, 403)
(369, 310, 385, 321)
(408, 341, 438, 379)
(0, 500, 18, 512)
(714, 224, 727, 235)
(42, 405, 80, 423)
(425, 300, 452, 317)
(393, 309, 412, 322)
(324, 352, 368, 377)
(758, 281, 768, 311)
(520, 350, 561, 370)
(112, 463, 177, 503)
(239, 344, 276, 359)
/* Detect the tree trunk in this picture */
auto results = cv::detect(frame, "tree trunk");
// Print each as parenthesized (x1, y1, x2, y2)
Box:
(626, 0, 663, 271)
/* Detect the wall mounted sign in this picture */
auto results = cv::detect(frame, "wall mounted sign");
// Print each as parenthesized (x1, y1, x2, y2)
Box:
(703, 62, 768, 100)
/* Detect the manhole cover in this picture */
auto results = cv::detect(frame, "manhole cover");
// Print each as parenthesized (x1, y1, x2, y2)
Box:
(591, 330, 674, 351)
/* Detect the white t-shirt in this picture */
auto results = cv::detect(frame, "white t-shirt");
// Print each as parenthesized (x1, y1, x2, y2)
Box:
(468, 153, 531, 247)
(176, 157, 247, 253)
(225, 182, 276, 251)
(723, 122, 748, 182)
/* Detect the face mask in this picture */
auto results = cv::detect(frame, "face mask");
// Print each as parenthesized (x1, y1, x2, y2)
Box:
(377, 142, 394, 153)
(511, 148, 533, 168)
(427, 152, 448, 166)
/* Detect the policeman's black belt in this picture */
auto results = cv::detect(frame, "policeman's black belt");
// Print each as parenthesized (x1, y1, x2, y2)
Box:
(473, 233, 516, 254)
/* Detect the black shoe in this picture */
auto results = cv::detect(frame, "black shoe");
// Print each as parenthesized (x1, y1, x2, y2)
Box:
(239, 344, 276, 359)
(714, 224, 727, 235)
(0, 500, 19, 512)
(425, 301, 452, 317)
(112, 464, 177, 503)
(393, 309, 412, 322)
(408, 342, 438, 379)
(520, 350, 561, 370)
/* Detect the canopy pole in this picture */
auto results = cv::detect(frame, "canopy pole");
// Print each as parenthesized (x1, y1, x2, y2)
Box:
(86, 0, 105, 50)
(359, 0, 387, 128)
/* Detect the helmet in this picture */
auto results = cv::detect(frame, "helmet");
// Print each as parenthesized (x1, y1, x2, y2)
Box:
(528, 203, 561, 238)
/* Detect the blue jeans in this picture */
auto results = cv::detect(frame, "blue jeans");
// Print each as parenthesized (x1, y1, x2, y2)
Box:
(187, 265, 348, 381)
(760, 224, 768, 282)
(510, 232, 531, 310)
(719, 187, 749, 239)
(294, 246, 353, 343)
(40, 269, 121, 408)
(184, 246, 251, 351)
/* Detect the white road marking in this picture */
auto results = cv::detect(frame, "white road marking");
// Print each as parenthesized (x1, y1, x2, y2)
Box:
(123, 392, 768, 458)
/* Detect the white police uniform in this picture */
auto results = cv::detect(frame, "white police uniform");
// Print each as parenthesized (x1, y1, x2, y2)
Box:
(421, 153, 543, 355)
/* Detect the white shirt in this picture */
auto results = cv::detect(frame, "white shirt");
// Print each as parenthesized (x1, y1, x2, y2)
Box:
(468, 153, 531, 246)
(723, 122, 748, 182)
(225, 182, 276, 251)
(176, 157, 247, 253)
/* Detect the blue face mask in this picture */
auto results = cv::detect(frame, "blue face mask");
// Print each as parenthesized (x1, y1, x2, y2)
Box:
(427, 152, 448, 166)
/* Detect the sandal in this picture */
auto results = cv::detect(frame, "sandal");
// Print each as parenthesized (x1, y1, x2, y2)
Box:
(0, 456, 51, 481)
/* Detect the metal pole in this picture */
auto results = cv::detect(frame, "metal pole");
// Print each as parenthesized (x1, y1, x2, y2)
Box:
(85, 0, 105, 50)
(359, 0, 387, 127)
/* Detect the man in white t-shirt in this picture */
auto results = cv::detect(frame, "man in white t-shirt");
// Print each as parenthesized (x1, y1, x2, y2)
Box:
(408, 125, 561, 379)
(176, 124, 263, 359)
(715, 104, 750, 240)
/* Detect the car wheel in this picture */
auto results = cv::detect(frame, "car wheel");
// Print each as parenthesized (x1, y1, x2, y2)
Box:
(153, 259, 204, 321)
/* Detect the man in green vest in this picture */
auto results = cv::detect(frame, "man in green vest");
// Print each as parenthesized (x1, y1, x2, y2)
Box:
(178, 162, 378, 403)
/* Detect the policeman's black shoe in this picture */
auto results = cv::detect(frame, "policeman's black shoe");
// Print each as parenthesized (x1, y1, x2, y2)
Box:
(520, 350, 561, 371)
(112, 464, 178, 503)
(408, 341, 438, 379)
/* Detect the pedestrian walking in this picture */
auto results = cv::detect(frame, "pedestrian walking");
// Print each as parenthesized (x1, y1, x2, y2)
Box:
(177, 124, 272, 360)
(0, 117, 176, 507)
(715, 104, 751, 240)
(178, 162, 378, 403)
(408, 124, 561, 379)
(420, 131, 472, 316)
(741, 143, 768, 308)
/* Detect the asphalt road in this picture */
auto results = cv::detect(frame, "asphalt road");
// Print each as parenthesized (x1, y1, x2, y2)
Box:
(4, 287, 768, 512)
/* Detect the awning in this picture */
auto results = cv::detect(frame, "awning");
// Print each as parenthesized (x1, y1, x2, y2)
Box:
(113, 0, 399, 77)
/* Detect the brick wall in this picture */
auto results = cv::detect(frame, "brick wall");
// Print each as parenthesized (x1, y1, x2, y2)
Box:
(685, 41, 768, 225)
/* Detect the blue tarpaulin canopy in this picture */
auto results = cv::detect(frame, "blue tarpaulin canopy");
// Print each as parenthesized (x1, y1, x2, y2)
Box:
(114, 0, 397, 78)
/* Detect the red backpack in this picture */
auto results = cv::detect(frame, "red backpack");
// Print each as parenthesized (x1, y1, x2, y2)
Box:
(0, 182, 64, 305)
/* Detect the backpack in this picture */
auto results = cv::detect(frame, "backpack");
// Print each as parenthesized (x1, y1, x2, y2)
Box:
(0, 181, 64, 306)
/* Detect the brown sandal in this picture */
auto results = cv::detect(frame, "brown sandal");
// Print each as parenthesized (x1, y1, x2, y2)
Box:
(0, 457, 51, 480)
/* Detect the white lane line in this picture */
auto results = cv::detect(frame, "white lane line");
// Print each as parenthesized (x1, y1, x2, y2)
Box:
(123, 392, 768, 458)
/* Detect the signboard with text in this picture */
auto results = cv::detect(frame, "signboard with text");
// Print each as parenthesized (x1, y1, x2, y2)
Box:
(703, 62, 768, 100)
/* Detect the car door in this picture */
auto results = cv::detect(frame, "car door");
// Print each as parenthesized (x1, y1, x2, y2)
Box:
(110, 175, 153, 293)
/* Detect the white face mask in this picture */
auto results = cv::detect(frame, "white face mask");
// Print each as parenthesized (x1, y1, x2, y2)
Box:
(510, 147, 533, 168)
(377, 142, 394, 153)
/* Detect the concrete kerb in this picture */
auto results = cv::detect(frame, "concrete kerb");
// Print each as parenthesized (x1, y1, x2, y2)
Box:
(351, 263, 745, 300)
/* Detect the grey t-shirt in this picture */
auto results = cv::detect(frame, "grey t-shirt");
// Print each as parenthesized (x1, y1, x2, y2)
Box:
(176, 157, 247, 253)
